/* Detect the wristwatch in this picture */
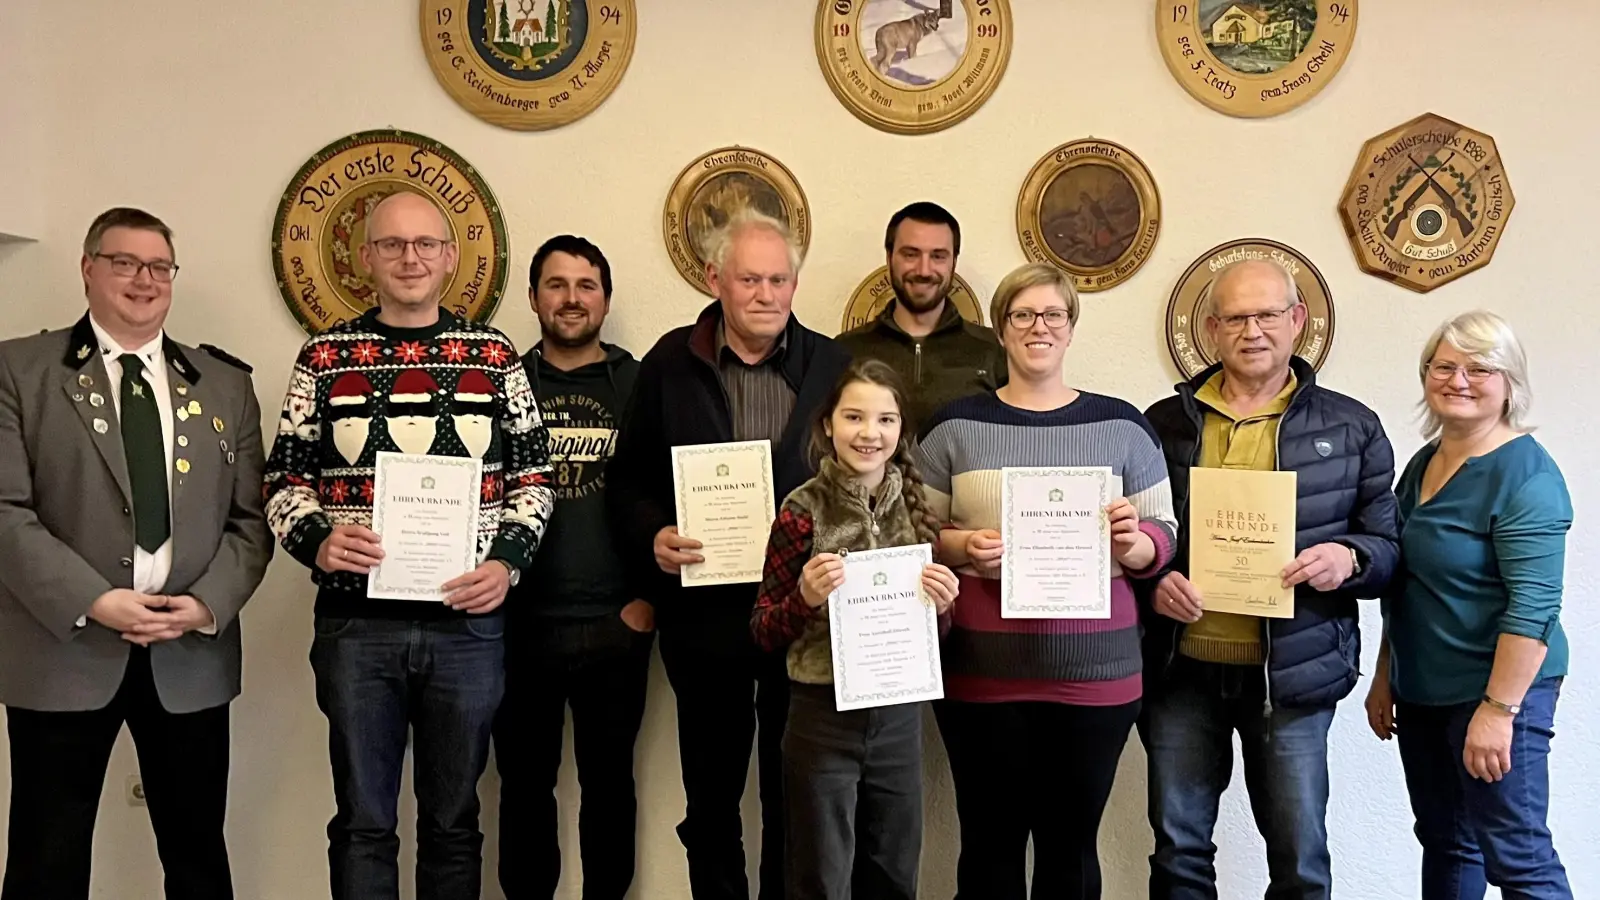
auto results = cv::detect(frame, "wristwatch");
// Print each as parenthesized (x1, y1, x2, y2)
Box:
(1481, 694, 1521, 715)
(494, 558, 521, 588)
(1347, 545, 1362, 575)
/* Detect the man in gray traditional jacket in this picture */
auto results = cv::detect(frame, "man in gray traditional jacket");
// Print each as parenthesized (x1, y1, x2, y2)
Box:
(0, 207, 273, 900)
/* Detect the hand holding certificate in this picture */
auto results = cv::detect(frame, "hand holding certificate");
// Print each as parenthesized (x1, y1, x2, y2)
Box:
(1188, 467, 1298, 618)
(367, 452, 484, 602)
(671, 440, 777, 586)
(828, 544, 944, 711)
(1000, 467, 1113, 619)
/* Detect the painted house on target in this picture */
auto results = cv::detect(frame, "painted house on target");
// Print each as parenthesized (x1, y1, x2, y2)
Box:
(491, 0, 562, 47)
(1204, 4, 1295, 45)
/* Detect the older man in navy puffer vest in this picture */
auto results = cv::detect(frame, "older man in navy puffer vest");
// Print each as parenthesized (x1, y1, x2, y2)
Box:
(1139, 258, 1401, 900)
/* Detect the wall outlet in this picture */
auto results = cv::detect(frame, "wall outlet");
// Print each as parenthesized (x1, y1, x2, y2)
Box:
(125, 775, 146, 807)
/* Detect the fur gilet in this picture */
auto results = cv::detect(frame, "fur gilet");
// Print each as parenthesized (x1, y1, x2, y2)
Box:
(781, 457, 922, 685)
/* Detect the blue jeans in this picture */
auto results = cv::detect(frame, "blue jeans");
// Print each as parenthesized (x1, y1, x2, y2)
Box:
(310, 615, 506, 900)
(1140, 657, 1335, 900)
(1396, 677, 1572, 900)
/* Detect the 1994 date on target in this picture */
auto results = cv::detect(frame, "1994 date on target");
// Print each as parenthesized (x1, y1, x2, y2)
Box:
(1168, 2, 1348, 23)
(1158, 0, 1356, 118)
(420, 0, 637, 131)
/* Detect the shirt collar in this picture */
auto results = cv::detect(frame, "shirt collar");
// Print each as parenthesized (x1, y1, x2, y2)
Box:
(88, 314, 164, 368)
(715, 319, 788, 366)
(1196, 370, 1298, 421)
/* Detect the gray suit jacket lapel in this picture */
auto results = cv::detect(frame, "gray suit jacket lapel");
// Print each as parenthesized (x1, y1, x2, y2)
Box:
(162, 336, 209, 579)
(60, 317, 132, 507)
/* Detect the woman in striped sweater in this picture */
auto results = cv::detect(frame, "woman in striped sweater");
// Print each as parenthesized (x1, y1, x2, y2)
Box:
(919, 262, 1178, 900)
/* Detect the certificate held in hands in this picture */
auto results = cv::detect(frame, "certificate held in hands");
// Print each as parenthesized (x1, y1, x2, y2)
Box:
(368, 452, 484, 602)
(828, 544, 943, 712)
(671, 440, 776, 586)
(1000, 467, 1113, 619)
(1188, 467, 1298, 618)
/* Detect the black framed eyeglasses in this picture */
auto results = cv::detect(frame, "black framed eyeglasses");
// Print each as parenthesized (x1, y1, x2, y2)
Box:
(368, 237, 451, 260)
(94, 253, 178, 283)
(1006, 308, 1072, 330)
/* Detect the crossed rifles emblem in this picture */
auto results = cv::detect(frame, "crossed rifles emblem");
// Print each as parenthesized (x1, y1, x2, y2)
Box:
(1384, 150, 1477, 242)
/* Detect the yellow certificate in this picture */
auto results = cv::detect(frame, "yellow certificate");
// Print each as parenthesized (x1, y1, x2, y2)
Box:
(1188, 468, 1297, 618)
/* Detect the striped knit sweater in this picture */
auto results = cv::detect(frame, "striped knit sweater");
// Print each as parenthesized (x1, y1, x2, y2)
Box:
(919, 391, 1177, 705)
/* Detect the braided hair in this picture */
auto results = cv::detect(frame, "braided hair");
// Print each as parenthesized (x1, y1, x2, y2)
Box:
(808, 359, 942, 550)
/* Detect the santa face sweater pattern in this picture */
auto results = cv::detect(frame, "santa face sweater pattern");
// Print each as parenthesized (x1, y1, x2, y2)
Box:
(918, 392, 1178, 706)
(264, 308, 555, 620)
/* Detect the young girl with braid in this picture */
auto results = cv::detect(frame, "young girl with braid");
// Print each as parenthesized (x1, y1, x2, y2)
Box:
(750, 359, 959, 900)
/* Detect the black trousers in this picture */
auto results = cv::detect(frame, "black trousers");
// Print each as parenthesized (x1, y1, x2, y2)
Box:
(494, 613, 654, 900)
(2, 647, 232, 900)
(782, 684, 923, 900)
(659, 624, 791, 900)
(935, 697, 1141, 900)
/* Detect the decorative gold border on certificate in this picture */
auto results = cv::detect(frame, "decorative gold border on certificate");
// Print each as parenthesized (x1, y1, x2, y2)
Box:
(662, 146, 812, 297)
(839, 265, 985, 333)
(815, 0, 1013, 135)
(1165, 238, 1335, 379)
(270, 129, 509, 337)
(671, 441, 775, 586)
(1156, 0, 1356, 118)
(367, 452, 484, 602)
(420, 0, 636, 131)
(999, 467, 1111, 618)
(1338, 112, 1515, 294)
(829, 544, 942, 708)
(1016, 138, 1162, 294)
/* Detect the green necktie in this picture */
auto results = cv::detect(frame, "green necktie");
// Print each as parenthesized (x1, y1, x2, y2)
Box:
(119, 354, 170, 552)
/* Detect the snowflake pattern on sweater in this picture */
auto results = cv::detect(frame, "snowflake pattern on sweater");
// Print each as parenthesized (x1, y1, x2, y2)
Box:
(263, 310, 554, 592)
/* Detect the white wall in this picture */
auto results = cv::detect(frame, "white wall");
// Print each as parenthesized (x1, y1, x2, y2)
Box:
(1, 1, 1596, 897)
(0, 0, 43, 241)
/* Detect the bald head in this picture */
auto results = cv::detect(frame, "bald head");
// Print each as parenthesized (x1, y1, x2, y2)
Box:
(1204, 258, 1305, 385)
(368, 190, 449, 240)
(1209, 259, 1296, 317)
(359, 189, 458, 317)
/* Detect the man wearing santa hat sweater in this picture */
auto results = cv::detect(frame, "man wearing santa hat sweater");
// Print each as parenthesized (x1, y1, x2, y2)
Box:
(263, 190, 554, 900)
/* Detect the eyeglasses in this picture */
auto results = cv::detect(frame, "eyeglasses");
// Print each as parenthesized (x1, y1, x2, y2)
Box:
(1006, 308, 1072, 330)
(368, 237, 451, 260)
(94, 253, 178, 283)
(1214, 307, 1293, 333)
(1425, 361, 1500, 383)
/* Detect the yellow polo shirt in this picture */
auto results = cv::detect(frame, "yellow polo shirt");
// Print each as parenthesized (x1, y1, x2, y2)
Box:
(1180, 371, 1298, 665)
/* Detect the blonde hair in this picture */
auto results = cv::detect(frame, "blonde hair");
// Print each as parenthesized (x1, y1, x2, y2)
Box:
(701, 208, 803, 274)
(988, 262, 1080, 339)
(1417, 309, 1533, 438)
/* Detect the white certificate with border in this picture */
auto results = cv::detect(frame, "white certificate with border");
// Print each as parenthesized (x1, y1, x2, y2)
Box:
(1000, 466, 1113, 619)
(828, 543, 943, 711)
(367, 452, 483, 602)
(671, 440, 776, 587)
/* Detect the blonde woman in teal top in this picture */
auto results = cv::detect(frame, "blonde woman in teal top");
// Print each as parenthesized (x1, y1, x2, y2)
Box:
(1366, 310, 1573, 900)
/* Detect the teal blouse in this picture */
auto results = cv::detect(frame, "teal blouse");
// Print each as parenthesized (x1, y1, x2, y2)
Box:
(1385, 434, 1571, 706)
